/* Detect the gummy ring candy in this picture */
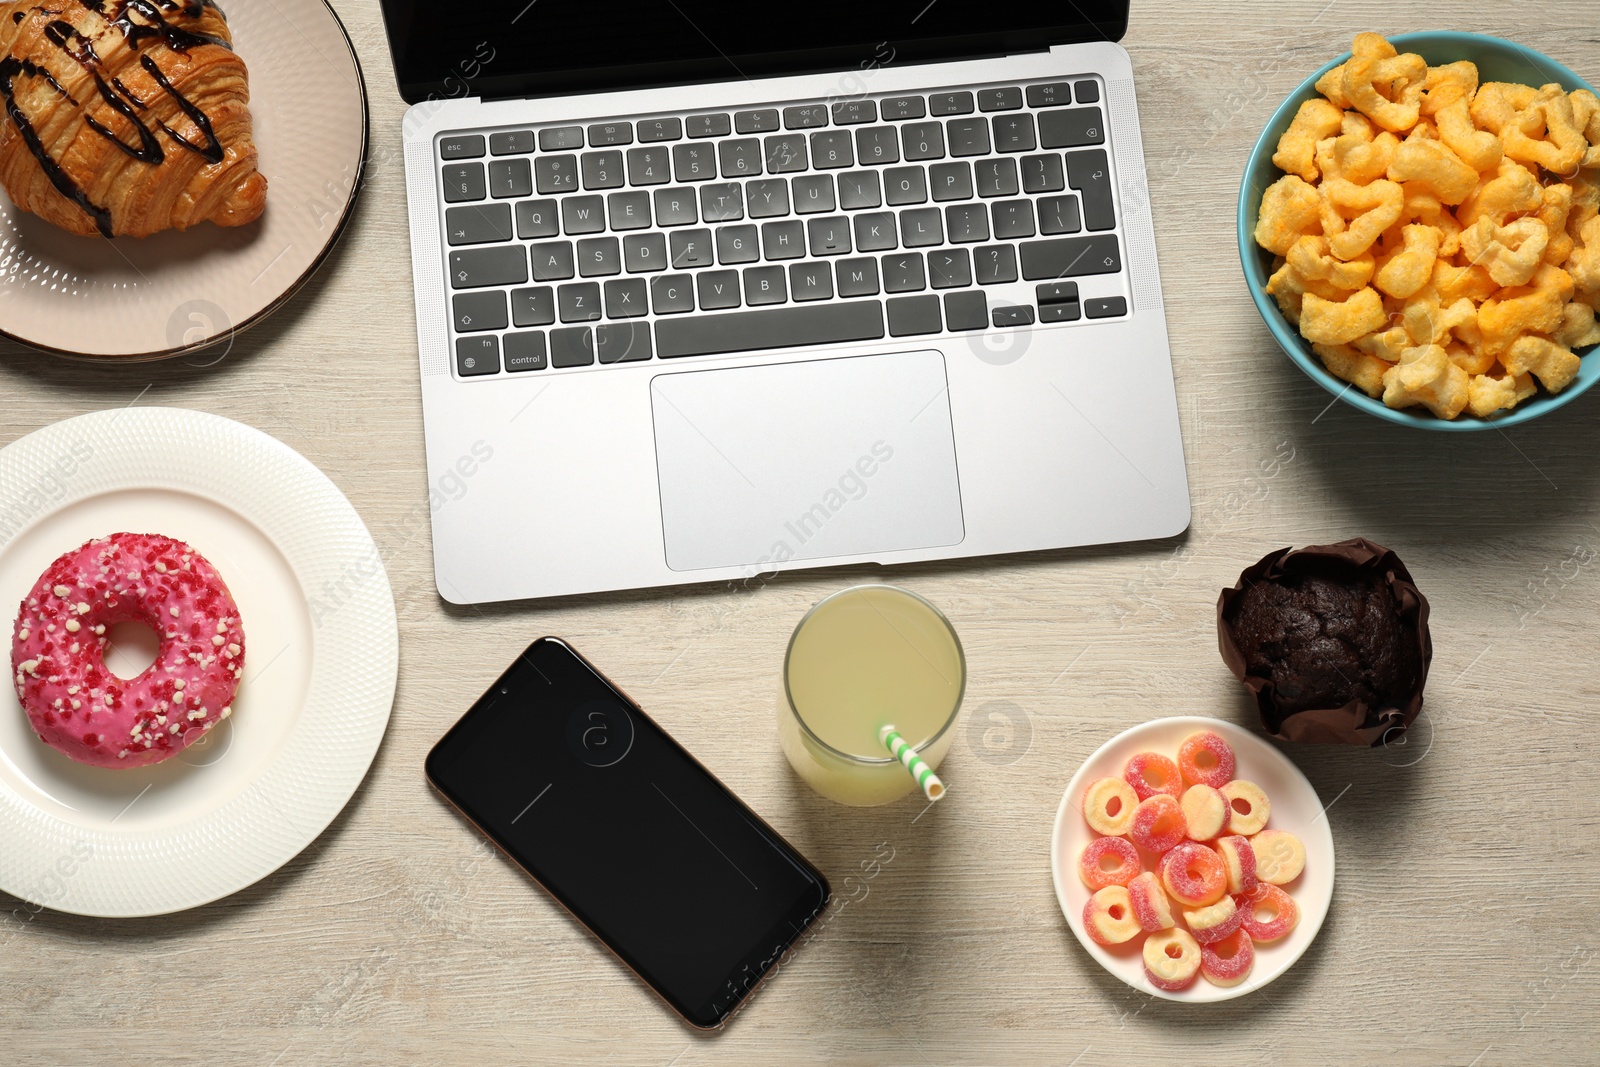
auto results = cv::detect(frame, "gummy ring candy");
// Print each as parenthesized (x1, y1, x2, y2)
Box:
(1180, 784, 1227, 841)
(1128, 871, 1175, 932)
(1221, 780, 1270, 836)
(1129, 794, 1186, 854)
(1083, 885, 1141, 945)
(1124, 752, 1184, 801)
(1078, 836, 1141, 891)
(1201, 927, 1255, 987)
(1177, 730, 1235, 788)
(1182, 896, 1242, 945)
(1250, 829, 1306, 885)
(1143, 928, 1202, 991)
(1240, 884, 1300, 943)
(1082, 776, 1138, 836)
(1161, 842, 1226, 907)
(1216, 835, 1259, 896)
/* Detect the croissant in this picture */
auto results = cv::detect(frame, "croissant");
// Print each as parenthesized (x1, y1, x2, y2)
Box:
(0, 0, 266, 238)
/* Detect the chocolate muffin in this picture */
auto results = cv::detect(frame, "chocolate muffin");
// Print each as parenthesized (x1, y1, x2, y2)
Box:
(1218, 539, 1431, 746)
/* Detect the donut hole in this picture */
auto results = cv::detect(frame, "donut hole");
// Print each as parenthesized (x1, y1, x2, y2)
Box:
(104, 620, 159, 679)
(1231, 797, 1253, 815)
(1107, 904, 1125, 920)
(1215, 939, 1240, 961)
(1256, 904, 1278, 923)
(1195, 750, 1218, 770)
(1142, 765, 1167, 788)
(1098, 853, 1124, 874)
(1105, 796, 1123, 817)
(1164, 943, 1184, 959)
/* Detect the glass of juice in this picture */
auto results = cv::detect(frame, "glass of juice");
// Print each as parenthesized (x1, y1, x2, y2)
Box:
(778, 584, 966, 806)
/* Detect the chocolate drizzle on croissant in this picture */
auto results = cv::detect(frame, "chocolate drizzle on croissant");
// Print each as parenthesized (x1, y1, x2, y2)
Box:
(0, 0, 264, 237)
(44, 19, 166, 164)
(0, 53, 111, 233)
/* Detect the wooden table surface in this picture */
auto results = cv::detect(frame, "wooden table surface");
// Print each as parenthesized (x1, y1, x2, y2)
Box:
(3, 2, 1597, 1064)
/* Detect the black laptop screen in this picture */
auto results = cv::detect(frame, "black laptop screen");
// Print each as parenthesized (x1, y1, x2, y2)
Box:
(379, 2, 1129, 104)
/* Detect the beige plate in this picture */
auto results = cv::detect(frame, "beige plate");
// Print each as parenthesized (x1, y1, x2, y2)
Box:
(0, 0, 367, 360)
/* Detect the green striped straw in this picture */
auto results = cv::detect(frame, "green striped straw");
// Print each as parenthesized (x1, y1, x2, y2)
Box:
(880, 725, 946, 802)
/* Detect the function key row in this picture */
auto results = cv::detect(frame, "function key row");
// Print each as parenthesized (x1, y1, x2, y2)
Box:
(438, 80, 1103, 159)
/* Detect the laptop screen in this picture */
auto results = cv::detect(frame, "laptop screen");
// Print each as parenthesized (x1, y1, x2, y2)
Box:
(380, 1, 1129, 104)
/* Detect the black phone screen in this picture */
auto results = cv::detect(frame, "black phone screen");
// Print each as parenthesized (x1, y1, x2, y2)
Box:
(426, 638, 830, 1028)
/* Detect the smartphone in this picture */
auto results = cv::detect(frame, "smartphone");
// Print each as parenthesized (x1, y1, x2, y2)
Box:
(426, 637, 831, 1029)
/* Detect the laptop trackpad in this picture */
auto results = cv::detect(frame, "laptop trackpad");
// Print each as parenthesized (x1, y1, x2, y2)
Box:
(651, 350, 965, 572)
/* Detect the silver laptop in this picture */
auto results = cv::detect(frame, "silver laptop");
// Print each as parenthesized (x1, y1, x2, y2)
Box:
(384, 1, 1189, 604)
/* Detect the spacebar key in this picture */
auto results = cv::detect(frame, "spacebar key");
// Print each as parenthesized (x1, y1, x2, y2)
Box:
(655, 300, 885, 358)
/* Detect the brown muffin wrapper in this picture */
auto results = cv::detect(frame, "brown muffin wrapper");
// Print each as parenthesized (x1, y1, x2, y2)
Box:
(1216, 538, 1433, 747)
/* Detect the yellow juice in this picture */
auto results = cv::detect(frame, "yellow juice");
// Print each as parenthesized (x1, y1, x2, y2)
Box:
(778, 585, 965, 805)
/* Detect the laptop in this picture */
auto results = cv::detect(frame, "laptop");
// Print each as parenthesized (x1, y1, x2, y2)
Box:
(382, 1, 1190, 604)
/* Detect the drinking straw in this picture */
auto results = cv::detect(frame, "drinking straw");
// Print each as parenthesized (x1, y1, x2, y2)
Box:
(880, 725, 946, 801)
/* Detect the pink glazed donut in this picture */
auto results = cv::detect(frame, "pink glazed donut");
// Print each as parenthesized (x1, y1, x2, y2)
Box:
(10, 533, 245, 768)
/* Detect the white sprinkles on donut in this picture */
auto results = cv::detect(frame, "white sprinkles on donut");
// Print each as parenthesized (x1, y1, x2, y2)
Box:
(10, 533, 245, 769)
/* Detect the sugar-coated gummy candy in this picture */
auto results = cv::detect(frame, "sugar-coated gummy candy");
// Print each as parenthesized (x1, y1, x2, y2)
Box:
(1177, 730, 1236, 788)
(1201, 927, 1254, 987)
(1129, 794, 1187, 854)
(1220, 779, 1271, 836)
(1250, 829, 1306, 885)
(1078, 836, 1141, 891)
(1082, 776, 1139, 836)
(1160, 841, 1227, 907)
(1123, 752, 1184, 801)
(1128, 871, 1176, 932)
(1182, 895, 1243, 945)
(1083, 885, 1142, 945)
(1143, 928, 1202, 991)
(1180, 784, 1227, 841)
(1216, 835, 1259, 896)
(1240, 883, 1300, 943)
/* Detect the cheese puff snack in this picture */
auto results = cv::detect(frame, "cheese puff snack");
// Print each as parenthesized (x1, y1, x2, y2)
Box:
(1256, 32, 1600, 419)
(1273, 99, 1345, 183)
(1461, 217, 1549, 287)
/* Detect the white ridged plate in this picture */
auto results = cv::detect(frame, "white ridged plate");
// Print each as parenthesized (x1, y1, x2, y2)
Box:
(0, 408, 397, 916)
(1051, 716, 1335, 1002)
(0, 0, 367, 360)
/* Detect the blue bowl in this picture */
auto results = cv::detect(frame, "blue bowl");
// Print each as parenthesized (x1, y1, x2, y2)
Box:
(1238, 31, 1600, 430)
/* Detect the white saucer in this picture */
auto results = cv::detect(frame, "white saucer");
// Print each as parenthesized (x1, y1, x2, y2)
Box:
(1050, 716, 1335, 1002)
(0, 408, 397, 916)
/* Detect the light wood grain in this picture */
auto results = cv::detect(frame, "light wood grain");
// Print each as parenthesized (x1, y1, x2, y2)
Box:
(3, 2, 1598, 1063)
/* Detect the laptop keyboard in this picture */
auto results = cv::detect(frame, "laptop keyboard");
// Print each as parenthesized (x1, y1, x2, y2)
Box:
(436, 77, 1129, 378)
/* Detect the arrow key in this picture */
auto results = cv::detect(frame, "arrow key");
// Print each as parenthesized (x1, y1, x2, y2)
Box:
(1086, 296, 1127, 319)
